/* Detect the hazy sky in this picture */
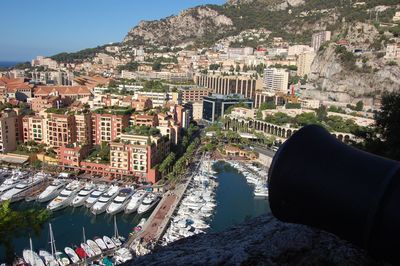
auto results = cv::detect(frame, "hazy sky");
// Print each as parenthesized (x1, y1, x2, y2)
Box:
(0, 0, 225, 62)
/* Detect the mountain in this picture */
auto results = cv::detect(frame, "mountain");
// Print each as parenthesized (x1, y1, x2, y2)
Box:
(122, 0, 398, 47)
(123, 6, 234, 47)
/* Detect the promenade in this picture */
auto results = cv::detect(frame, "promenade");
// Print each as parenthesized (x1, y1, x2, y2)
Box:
(127, 151, 204, 255)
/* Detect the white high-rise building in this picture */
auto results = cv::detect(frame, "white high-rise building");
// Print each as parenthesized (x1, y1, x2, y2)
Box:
(263, 67, 289, 93)
(311, 31, 331, 52)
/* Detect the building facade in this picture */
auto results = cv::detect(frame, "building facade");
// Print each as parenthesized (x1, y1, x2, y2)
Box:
(0, 109, 17, 153)
(311, 31, 331, 52)
(194, 74, 262, 99)
(263, 67, 289, 92)
(297, 51, 316, 77)
(202, 94, 253, 123)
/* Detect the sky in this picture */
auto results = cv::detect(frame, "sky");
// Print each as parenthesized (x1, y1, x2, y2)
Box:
(0, 0, 225, 62)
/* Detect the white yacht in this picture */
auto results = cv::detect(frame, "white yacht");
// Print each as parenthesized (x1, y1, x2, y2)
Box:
(47, 181, 82, 211)
(84, 184, 108, 207)
(37, 180, 66, 203)
(23, 250, 45, 266)
(125, 190, 147, 214)
(0, 176, 21, 195)
(106, 187, 134, 215)
(71, 183, 96, 207)
(137, 193, 160, 214)
(91, 185, 119, 215)
(1, 175, 44, 202)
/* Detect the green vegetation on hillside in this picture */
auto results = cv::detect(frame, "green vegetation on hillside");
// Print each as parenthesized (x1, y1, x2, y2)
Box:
(50, 46, 109, 63)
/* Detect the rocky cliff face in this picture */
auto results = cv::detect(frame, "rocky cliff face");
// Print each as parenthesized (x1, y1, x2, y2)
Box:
(307, 23, 400, 106)
(123, 6, 234, 46)
(130, 214, 386, 265)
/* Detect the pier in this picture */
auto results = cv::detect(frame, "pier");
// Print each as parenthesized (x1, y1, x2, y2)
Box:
(126, 151, 204, 255)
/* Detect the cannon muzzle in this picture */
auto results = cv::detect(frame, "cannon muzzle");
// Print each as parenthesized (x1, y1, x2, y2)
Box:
(268, 125, 400, 264)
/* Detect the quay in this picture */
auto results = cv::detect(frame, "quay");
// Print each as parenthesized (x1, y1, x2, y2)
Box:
(126, 151, 205, 255)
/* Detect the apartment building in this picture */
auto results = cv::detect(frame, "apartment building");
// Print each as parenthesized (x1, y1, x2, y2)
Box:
(34, 86, 92, 100)
(22, 116, 46, 143)
(134, 91, 168, 107)
(263, 67, 289, 93)
(178, 87, 211, 103)
(131, 114, 159, 127)
(297, 51, 316, 77)
(311, 31, 331, 52)
(45, 113, 77, 148)
(92, 113, 130, 145)
(110, 134, 170, 183)
(75, 113, 92, 145)
(194, 74, 262, 99)
(30, 96, 64, 113)
(0, 109, 17, 153)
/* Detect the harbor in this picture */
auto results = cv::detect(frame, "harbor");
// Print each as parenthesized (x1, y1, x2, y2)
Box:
(0, 155, 270, 265)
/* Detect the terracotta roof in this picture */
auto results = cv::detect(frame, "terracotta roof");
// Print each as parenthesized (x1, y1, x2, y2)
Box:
(34, 86, 92, 96)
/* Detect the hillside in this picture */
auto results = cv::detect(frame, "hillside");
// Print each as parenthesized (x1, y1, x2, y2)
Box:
(123, 0, 399, 47)
(123, 6, 234, 47)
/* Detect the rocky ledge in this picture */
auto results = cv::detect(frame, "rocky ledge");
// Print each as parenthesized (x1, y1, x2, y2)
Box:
(130, 214, 387, 265)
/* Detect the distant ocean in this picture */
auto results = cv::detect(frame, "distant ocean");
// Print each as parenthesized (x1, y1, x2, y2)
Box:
(0, 61, 22, 68)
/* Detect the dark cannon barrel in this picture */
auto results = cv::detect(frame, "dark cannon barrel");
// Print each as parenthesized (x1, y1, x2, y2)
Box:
(268, 125, 400, 264)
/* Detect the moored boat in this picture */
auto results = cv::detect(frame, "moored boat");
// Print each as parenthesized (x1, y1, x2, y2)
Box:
(125, 190, 147, 214)
(94, 237, 108, 251)
(106, 187, 134, 215)
(47, 181, 82, 211)
(71, 183, 96, 207)
(137, 193, 160, 214)
(23, 250, 45, 266)
(64, 247, 80, 264)
(102, 236, 115, 249)
(90, 185, 119, 215)
(84, 184, 108, 207)
(86, 240, 102, 256)
(37, 180, 66, 203)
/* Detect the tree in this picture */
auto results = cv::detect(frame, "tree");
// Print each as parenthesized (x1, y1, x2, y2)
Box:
(355, 100, 364, 111)
(235, 64, 241, 72)
(0, 201, 51, 263)
(373, 92, 400, 160)
(316, 105, 328, 121)
(152, 60, 162, 71)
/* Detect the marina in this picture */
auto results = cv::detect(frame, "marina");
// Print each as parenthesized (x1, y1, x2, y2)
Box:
(0, 157, 270, 264)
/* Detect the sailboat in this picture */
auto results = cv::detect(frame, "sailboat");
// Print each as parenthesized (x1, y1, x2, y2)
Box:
(39, 223, 70, 266)
(81, 227, 95, 258)
(23, 238, 45, 266)
(111, 216, 123, 247)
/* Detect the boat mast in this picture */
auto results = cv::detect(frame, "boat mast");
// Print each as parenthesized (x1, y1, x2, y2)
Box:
(29, 237, 34, 265)
(114, 215, 119, 239)
(49, 223, 57, 257)
(82, 227, 87, 265)
(83, 227, 86, 243)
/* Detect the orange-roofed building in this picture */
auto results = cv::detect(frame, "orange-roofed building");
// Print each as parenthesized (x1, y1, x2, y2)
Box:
(34, 86, 92, 100)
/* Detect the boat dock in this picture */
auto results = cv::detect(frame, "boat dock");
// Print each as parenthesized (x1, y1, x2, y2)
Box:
(126, 152, 204, 255)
